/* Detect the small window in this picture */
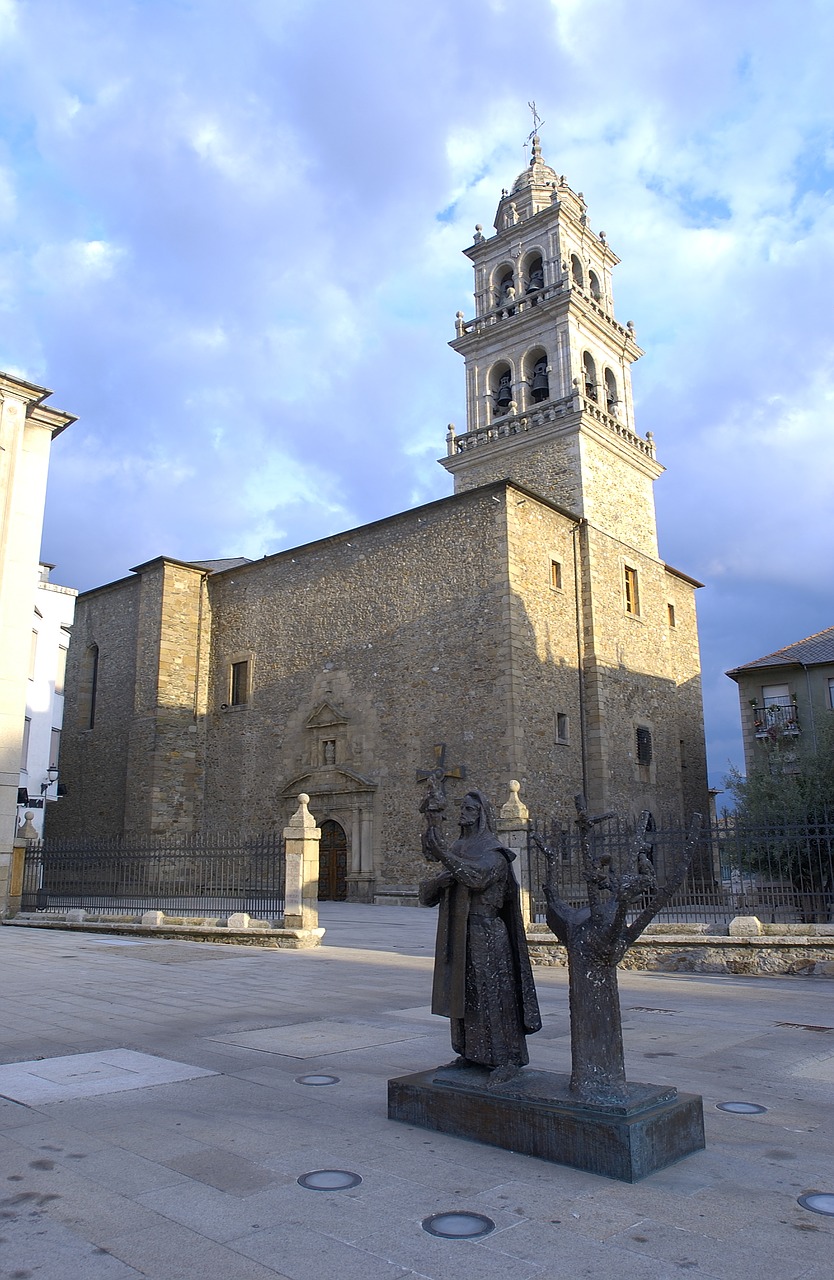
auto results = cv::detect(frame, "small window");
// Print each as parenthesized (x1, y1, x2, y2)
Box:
(55, 646, 68, 695)
(80, 644, 98, 729)
(828, 678, 834, 710)
(589, 270, 602, 302)
(50, 727, 61, 768)
(230, 660, 249, 706)
(667, 603, 676, 628)
(20, 718, 31, 771)
(571, 254, 584, 288)
(556, 713, 569, 743)
(550, 560, 563, 590)
(29, 630, 38, 680)
(636, 726, 653, 766)
(624, 566, 640, 616)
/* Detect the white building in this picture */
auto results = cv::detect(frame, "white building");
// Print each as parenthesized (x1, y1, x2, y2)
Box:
(0, 374, 74, 902)
(18, 564, 77, 838)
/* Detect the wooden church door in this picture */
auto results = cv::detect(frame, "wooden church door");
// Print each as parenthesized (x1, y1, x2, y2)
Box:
(318, 819, 347, 901)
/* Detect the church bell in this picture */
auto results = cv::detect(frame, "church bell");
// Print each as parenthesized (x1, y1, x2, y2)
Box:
(531, 368, 549, 401)
(495, 379, 513, 408)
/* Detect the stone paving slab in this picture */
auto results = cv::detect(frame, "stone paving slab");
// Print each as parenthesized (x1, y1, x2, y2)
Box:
(211, 1018, 433, 1057)
(0, 1048, 216, 1104)
(0, 903, 833, 1278)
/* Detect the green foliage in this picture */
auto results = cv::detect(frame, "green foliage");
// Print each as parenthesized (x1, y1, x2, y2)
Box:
(724, 719, 834, 916)
(726, 716, 834, 824)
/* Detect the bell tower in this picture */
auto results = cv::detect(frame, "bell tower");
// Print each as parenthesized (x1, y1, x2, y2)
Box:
(443, 136, 663, 557)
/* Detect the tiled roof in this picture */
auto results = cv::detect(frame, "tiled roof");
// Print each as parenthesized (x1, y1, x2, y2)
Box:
(727, 625, 834, 676)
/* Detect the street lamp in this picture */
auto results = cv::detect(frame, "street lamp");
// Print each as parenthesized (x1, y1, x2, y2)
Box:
(41, 764, 59, 799)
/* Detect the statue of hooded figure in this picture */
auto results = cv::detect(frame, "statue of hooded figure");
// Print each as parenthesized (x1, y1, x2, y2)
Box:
(420, 789, 542, 1086)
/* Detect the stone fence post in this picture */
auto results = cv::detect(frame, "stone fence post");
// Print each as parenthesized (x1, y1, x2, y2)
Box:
(496, 780, 532, 927)
(283, 793, 321, 930)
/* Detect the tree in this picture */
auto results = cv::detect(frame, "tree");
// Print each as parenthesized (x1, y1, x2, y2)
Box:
(725, 717, 834, 922)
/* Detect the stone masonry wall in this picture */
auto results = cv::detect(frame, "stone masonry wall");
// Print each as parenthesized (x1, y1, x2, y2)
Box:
(579, 521, 709, 825)
(201, 485, 520, 890)
(48, 576, 140, 836)
(449, 429, 582, 514)
(131, 562, 210, 834)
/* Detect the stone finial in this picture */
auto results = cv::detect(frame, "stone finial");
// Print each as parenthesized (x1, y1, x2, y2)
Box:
(455, 311, 465, 337)
(446, 423, 457, 457)
(17, 811, 38, 839)
(287, 793, 317, 832)
(500, 780, 529, 823)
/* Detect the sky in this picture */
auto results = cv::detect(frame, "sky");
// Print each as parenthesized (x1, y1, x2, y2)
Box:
(1, 0, 832, 796)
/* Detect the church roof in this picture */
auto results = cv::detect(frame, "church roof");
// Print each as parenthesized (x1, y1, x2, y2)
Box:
(188, 557, 252, 572)
(727, 625, 834, 677)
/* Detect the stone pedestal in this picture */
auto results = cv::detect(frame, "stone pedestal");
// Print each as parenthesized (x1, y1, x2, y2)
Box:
(346, 873, 375, 904)
(388, 1065, 704, 1183)
(283, 793, 321, 931)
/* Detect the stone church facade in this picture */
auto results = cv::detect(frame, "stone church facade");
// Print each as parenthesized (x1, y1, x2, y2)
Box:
(52, 140, 709, 901)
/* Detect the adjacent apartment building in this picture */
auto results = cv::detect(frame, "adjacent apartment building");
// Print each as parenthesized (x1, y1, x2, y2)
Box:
(727, 626, 834, 772)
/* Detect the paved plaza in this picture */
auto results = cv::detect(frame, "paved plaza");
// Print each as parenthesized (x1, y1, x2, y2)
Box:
(0, 904, 832, 1279)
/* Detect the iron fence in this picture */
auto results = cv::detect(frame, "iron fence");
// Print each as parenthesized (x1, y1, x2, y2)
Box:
(20, 831, 286, 919)
(526, 814, 834, 927)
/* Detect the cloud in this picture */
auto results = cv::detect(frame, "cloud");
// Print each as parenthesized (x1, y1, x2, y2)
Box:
(0, 0, 829, 794)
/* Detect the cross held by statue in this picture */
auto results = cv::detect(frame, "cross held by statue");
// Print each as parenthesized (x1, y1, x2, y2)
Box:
(416, 743, 465, 794)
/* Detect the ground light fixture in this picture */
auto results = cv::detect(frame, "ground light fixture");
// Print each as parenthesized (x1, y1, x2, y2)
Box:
(295, 1074, 340, 1085)
(715, 1102, 768, 1114)
(421, 1212, 496, 1239)
(297, 1170, 362, 1191)
(797, 1193, 834, 1217)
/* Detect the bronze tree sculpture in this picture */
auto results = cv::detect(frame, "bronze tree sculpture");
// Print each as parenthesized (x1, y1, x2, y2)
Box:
(534, 796, 702, 1105)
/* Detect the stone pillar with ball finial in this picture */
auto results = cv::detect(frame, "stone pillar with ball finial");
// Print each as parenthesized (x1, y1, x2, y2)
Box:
(283, 793, 321, 930)
(496, 779, 532, 927)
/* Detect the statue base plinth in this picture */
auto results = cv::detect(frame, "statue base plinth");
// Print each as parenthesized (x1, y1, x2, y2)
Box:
(387, 1066, 705, 1183)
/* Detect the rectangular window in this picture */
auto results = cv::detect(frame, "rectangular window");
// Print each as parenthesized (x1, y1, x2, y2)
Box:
(81, 645, 99, 730)
(50, 727, 61, 769)
(55, 647, 68, 696)
(29, 630, 38, 680)
(667, 602, 676, 628)
(556, 712, 569, 743)
(829, 678, 834, 710)
(762, 683, 791, 707)
(550, 560, 563, 590)
(230, 660, 249, 706)
(624, 566, 640, 616)
(20, 718, 31, 771)
(636, 725, 653, 765)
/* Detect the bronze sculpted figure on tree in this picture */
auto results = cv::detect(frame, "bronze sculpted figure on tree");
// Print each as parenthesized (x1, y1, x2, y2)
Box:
(420, 789, 541, 1087)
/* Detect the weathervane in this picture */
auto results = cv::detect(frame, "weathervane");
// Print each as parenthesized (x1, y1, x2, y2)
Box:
(523, 100, 545, 163)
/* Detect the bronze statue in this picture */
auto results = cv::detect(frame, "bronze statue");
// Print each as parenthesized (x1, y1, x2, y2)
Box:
(420, 790, 541, 1087)
(535, 795, 701, 1104)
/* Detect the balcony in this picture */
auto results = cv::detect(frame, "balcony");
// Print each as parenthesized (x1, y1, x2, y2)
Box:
(753, 701, 801, 740)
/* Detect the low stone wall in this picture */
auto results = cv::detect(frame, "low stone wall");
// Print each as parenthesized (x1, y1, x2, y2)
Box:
(527, 919, 834, 977)
(2, 910, 324, 949)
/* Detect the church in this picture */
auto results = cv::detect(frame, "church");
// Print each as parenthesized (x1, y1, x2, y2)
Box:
(52, 139, 709, 902)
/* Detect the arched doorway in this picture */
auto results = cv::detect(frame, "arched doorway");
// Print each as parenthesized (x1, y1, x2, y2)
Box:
(318, 820, 347, 901)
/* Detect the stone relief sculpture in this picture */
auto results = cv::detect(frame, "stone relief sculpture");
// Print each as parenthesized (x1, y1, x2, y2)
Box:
(420, 789, 541, 1087)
